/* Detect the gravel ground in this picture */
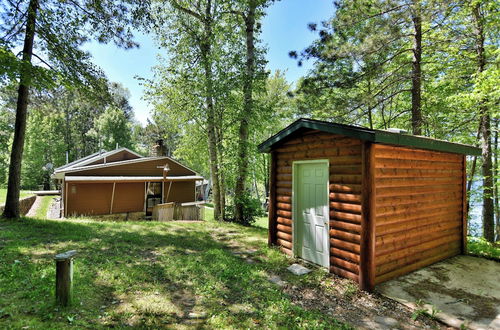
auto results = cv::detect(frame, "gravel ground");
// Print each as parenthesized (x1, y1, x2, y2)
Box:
(282, 278, 448, 329)
(47, 197, 62, 219)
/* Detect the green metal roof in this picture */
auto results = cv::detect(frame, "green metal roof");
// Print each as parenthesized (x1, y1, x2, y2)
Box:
(258, 118, 481, 156)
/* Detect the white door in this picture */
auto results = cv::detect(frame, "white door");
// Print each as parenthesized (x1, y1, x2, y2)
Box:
(294, 161, 329, 268)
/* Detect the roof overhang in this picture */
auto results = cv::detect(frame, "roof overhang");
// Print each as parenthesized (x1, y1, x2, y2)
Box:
(64, 176, 204, 183)
(54, 156, 188, 175)
(258, 118, 482, 156)
(54, 148, 143, 173)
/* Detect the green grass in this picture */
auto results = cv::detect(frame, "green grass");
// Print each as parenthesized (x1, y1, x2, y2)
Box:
(253, 216, 268, 229)
(0, 188, 33, 206)
(204, 207, 268, 229)
(0, 216, 349, 329)
(468, 236, 500, 260)
(32, 196, 55, 219)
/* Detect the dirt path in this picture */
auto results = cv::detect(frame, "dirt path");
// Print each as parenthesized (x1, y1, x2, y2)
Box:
(213, 227, 449, 330)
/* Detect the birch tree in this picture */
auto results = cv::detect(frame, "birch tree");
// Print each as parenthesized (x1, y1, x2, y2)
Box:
(149, 0, 238, 221)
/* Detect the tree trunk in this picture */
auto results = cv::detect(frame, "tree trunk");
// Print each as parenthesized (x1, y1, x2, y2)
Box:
(263, 153, 269, 197)
(234, 1, 257, 223)
(200, 3, 223, 221)
(473, 3, 495, 242)
(203, 56, 222, 221)
(494, 118, 499, 240)
(215, 123, 226, 219)
(410, 1, 422, 135)
(466, 124, 482, 216)
(480, 114, 494, 241)
(2, 0, 38, 219)
(64, 93, 73, 163)
(367, 79, 373, 129)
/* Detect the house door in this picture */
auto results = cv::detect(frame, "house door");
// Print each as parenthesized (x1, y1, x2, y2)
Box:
(145, 182, 163, 216)
(294, 160, 329, 268)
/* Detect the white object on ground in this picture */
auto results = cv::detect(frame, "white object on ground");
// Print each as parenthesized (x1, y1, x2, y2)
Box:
(287, 263, 312, 276)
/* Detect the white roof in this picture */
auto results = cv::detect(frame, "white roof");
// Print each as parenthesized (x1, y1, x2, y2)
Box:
(54, 148, 143, 173)
(54, 149, 107, 172)
(64, 176, 204, 182)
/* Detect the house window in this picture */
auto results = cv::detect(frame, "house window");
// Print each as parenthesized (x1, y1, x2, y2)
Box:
(147, 182, 162, 196)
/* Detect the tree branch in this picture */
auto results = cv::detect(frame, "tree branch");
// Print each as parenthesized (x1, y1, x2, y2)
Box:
(31, 52, 55, 70)
(170, 0, 203, 21)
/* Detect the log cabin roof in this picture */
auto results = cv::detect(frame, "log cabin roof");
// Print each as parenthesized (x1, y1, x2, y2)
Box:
(258, 118, 481, 156)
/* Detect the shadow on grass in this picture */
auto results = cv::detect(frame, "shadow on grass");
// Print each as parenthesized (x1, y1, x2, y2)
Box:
(0, 217, 348, 329)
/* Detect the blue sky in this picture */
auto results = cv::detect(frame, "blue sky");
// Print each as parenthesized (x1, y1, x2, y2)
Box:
(84, 0, 334, 124)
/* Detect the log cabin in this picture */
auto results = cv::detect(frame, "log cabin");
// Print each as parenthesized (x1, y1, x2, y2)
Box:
(52, 141, 203, 217)
(258, 118, 481, 291)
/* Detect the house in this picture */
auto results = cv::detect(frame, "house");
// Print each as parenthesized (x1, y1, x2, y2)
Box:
(52, 142, 203, 217)
(258, 118, 481, 291)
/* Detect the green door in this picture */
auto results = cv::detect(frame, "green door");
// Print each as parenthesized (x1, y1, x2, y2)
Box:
(294, 161, 329, 268)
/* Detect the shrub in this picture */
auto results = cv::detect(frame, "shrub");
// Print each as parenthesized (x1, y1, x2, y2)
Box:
(467, 236, 500, 260)
(225, 192, 265, 226)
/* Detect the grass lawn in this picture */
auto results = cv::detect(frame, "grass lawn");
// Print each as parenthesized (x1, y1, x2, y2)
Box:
(204, 207, 268, 229)
(1, 205, 444, 329)
(0, 217, 350, 329)
(0, 188, 32, 206)
(468, 236, 500, 260)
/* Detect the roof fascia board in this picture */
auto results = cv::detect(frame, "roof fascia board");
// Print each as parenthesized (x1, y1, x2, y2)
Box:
(374, 131, 482, 156)
(121, 148, 143, 158)
(73, 148, 143, 168)
(62, 156, 172, 173)
(54, 150, 106, 171)
(61, 156, 197, 175)
(258, 118, 481, 156)
(257, 120, 375, 152)
(302, 120, 375, 142)
(64, 175, 204, 182)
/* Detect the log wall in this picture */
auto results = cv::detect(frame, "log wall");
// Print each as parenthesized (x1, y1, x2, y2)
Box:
(272, 130, 363, 282)
(372, 144, 465, 284)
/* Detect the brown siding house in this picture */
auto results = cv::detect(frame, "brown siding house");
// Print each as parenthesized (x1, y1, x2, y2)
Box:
(259, 119, 480, 291)
(52, 147, 203, 217)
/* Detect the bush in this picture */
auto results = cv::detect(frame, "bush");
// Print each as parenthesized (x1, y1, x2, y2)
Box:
(467, 236, 500, 260)
(225, 192, 265, 226)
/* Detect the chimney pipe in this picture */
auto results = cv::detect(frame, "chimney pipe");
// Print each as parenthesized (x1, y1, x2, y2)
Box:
(153, 139, 167, 157)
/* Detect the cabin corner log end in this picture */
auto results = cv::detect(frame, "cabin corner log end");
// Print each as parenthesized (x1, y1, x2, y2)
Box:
(359, 142, 375, 292)
(268, 151, 278, 246)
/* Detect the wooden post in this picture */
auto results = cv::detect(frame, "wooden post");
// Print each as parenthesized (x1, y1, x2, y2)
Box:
(462, 155, 468, 254)
(110, 182, 116, 214)
(64, 182, 68, 217)
(360, 142, 375, 291)
(143, 182, 147, 212)
(268, 151, 278, 246)
(55, 250, 77, 306)
(166, 181, 173, 203)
